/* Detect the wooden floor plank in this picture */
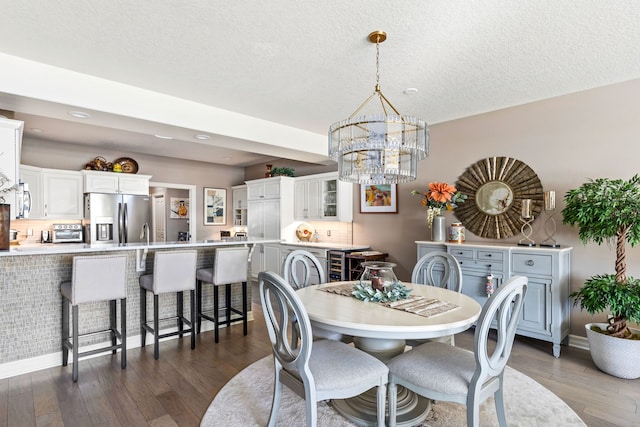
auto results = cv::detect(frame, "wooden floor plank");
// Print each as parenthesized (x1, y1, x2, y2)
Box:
(0, 378, 8, 427)
(31, 369, 62, 419)
(156, 390, 200, 427)
(7, 392, 34, 427)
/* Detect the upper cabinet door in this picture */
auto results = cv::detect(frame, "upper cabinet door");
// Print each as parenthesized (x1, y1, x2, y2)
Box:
(42, 169, 83, 219)
(0, 118, 23, 218)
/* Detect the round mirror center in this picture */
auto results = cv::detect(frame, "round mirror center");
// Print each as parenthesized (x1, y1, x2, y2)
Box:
(475, 181, 513, 215)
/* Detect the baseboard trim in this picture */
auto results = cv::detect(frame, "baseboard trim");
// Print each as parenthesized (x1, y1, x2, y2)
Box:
(0, 312, 254, 380)
(568, 333, 589, 351)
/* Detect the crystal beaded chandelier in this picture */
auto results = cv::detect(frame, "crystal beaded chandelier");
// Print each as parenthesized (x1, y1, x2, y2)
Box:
(328, 31, 429, 184)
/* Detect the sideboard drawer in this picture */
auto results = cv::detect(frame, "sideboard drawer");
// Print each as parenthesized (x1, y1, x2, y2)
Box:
(447, 247, 474, 260)
(477, 250, 504, 262)
(512, 253, 552, 276)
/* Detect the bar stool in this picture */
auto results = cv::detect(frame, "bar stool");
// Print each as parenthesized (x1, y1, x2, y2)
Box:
(139, 250, 197, 359)
(61, 254, 128, 382)
(196, 246, 249, 343)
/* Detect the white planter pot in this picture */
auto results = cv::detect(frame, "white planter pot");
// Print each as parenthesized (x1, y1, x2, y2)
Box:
(585, 323, 640, 379)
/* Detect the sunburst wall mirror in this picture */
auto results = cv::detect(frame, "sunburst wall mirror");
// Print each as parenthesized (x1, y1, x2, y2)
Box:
(454, 157, 543, 239)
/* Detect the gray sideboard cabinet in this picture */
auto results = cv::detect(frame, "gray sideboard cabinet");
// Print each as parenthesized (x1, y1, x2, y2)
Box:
(416, 241, 572, 357)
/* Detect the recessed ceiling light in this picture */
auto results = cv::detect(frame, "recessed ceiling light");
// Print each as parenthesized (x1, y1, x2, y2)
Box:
(223, 157, 232, 161)
(403, 88, 419, 95)
(68, 111, 90, 118)
(154, 134, 173, 140)
(194, 134, 211, 140)
(30, 128, 43, 133)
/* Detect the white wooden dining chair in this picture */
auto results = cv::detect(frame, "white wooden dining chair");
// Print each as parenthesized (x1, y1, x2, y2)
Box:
(408, 251, 463, 346)
(282, 249, 352, 347)
(258, 271, 389, 427)
(387, 275, 528, 427)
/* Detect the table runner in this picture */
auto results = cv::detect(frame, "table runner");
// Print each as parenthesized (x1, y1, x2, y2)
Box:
(318, 282, 460, 319)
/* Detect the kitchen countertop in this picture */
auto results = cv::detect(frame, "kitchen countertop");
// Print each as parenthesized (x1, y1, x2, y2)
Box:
(279, 241, 370, 251)
(1, 238, 282, 256)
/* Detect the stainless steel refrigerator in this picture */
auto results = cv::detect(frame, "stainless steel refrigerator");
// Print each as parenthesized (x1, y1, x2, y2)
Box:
(84, 193, 151, 245)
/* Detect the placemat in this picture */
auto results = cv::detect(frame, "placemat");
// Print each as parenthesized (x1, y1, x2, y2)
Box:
(318, 283, 460, 318)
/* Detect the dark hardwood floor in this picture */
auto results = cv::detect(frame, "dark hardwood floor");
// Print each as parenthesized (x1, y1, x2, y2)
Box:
(1, 284, 638, 426)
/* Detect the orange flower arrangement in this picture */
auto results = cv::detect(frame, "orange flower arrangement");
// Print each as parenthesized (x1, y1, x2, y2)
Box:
(412, 182, 467, 227)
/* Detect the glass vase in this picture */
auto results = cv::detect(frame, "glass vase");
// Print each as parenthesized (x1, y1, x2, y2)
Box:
(359, 261, 398, 291)
(431, 215, 446, 242)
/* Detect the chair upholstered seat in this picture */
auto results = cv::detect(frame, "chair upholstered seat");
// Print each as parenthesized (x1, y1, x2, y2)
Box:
(309, 339, 389, 397)
(388, 342, 476, 396)
(196, 267, 214, 283)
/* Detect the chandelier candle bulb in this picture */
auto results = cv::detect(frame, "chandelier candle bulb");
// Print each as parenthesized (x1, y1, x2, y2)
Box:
(544, 191, 556, 211)
(522, 199, 532, 219)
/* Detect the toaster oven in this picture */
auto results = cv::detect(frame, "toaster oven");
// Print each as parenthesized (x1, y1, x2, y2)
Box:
(52, 224, 84, 243)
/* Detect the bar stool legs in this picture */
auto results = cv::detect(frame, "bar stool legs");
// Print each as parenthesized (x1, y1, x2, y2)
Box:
(196, 280, 248, 343)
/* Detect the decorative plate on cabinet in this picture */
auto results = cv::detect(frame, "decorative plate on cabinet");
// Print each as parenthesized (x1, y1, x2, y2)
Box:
(296, 222, 315, 242)
(113, 157, 139, 174)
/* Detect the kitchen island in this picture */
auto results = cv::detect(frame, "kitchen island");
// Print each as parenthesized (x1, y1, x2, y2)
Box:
(0, 238, 281, 378)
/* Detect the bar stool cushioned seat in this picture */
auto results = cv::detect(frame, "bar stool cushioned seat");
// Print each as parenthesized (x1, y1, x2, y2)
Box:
(196, 246, 249, 343)
(61, 254, 128, 382)
(140, 250, 197, 359)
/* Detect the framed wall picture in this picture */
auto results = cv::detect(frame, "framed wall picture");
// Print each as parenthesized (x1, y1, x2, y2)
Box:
(170, 197, 189, 219)
(204, 187, 226, 225)
(360, 184, 398, 213)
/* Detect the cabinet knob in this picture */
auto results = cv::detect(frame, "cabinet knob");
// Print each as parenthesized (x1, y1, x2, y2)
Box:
(457, 251, 463, 255)
(526, 259, 535, 266)
(486, 254, 492, 257)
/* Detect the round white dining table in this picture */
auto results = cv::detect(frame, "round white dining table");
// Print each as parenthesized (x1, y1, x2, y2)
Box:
(296, 282, 482, 427)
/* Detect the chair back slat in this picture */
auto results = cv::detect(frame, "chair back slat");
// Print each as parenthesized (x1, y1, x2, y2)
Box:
(411, 251, 462, 292)
(282, 250, 326, 289)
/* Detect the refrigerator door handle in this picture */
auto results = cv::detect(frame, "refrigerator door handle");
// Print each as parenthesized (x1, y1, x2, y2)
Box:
(118, 202, 124, 244)
(123, 202, 129, 244)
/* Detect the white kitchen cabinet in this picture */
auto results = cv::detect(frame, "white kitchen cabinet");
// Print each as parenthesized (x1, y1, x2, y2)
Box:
(18, 165, 44, 219)
(232, 184, 247, 226)
(0, 118, 23, 218)
(294, 172, 353, 222)
(82, 170, 151, 195)
(42, 169, 83, 219)
(294, 178, 321, 220)
(246, 176, 295, 277)
(416, 241, 572, 358)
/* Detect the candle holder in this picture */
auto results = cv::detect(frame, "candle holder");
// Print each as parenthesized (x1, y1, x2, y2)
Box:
(518, 198, 536, 247)
(540, 190, 560, 247)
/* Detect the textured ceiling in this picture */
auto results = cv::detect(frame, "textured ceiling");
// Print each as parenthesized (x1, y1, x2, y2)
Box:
(0, 1, 639, 166)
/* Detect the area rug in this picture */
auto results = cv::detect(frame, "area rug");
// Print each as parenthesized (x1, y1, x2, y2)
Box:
(201, 356, 586, 427)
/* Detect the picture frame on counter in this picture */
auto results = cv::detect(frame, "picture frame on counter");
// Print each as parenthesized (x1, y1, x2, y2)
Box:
(360, 184, 398, 214)
(204, 187, 226, 225)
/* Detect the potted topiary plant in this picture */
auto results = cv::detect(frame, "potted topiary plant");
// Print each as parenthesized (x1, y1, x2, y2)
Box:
(562, 175, 640, 379)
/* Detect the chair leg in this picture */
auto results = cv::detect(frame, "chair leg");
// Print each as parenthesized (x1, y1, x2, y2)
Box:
(196, 280, 202, 334)
(177, 291, 184, 338)
(190, 289, 196, 350)
(121, 297, 127, 369)
(388, 380, 397, 427)
(376, 384, 387, 427)
(110, 299, 117, 354)
(153, 294, 160, 360)
(214, 285, 220, 343)
(140, 287, 147, 347)
(225, 283, 232, 328)
(495, 385, 507, 427)
(62, 296, 69, 366)
(242, 281, 248, 336)
(72, 305, 79, 382)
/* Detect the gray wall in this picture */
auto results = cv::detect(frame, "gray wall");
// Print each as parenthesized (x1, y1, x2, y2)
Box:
(351, 79, 640, 336)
